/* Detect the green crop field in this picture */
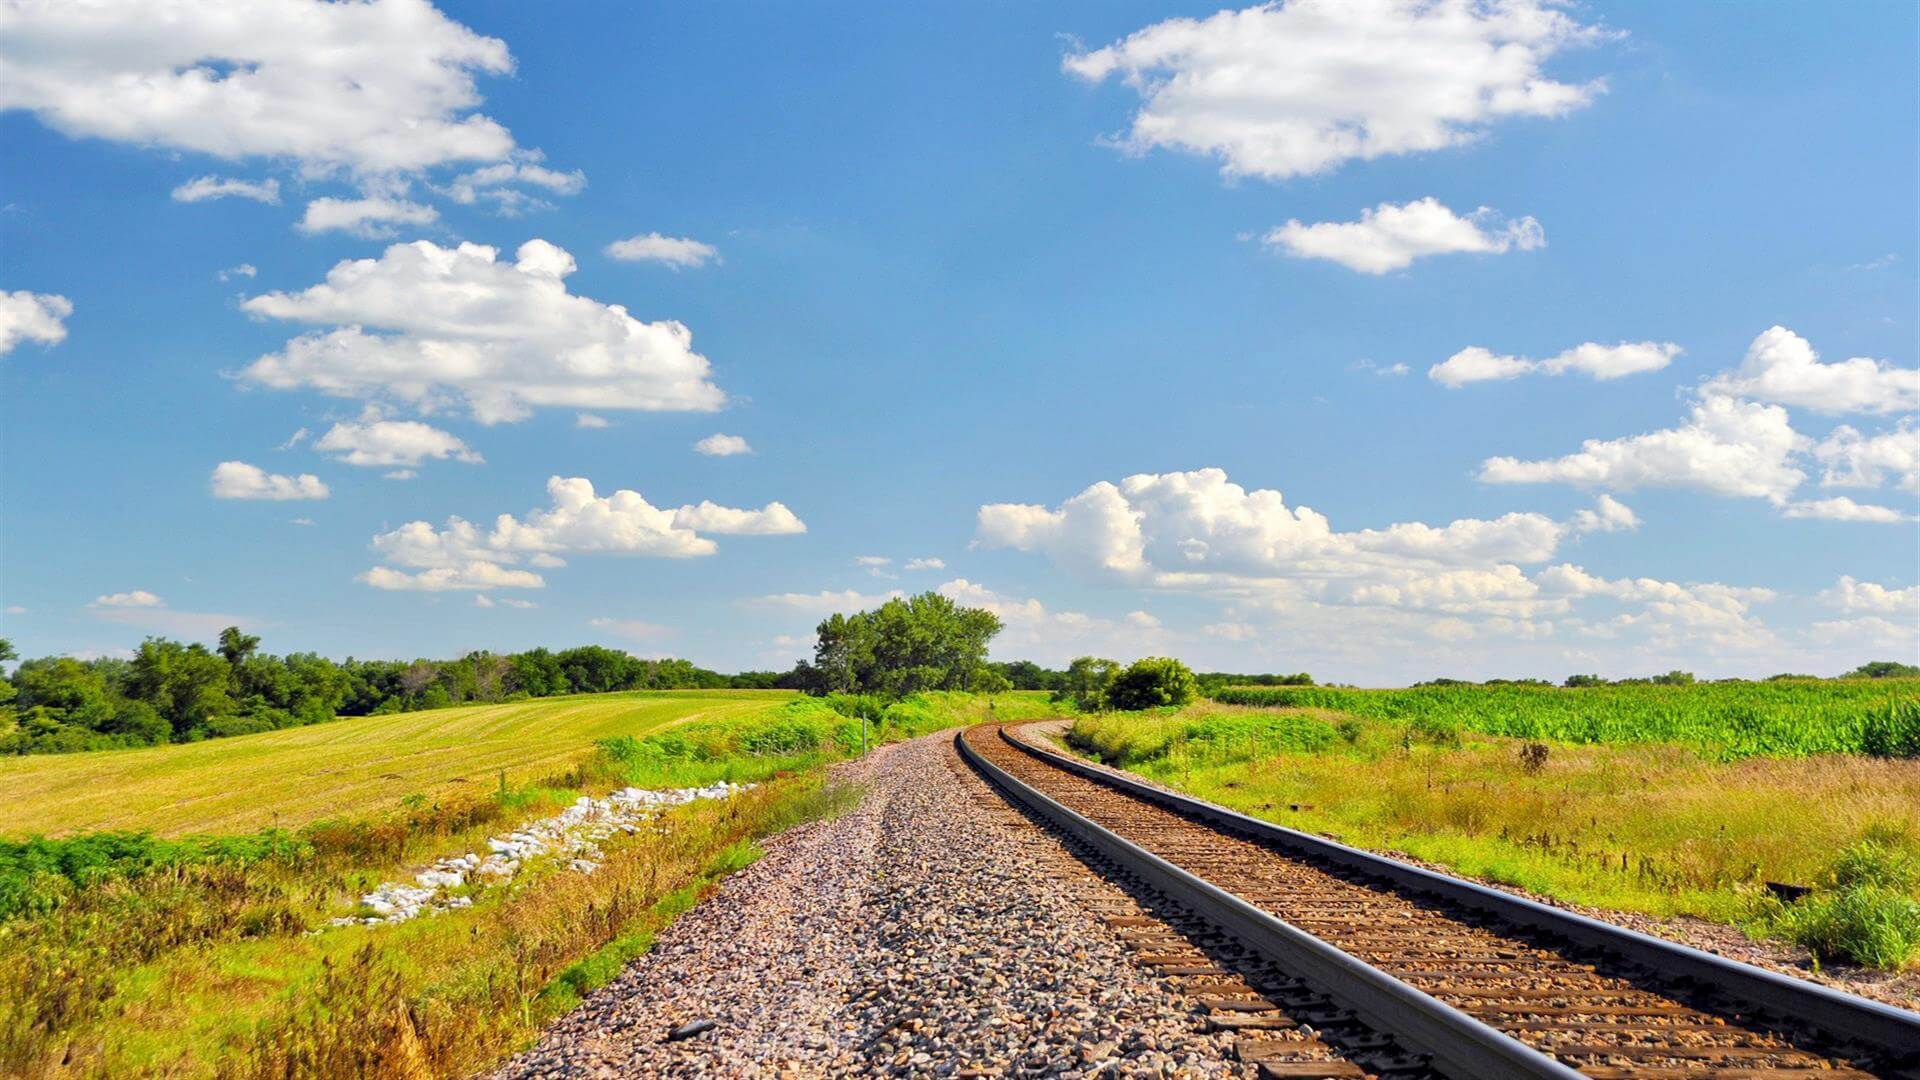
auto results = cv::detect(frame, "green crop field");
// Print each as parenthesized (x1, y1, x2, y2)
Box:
(0, 689, 796, 838)
(1210, 679, 1920, 759)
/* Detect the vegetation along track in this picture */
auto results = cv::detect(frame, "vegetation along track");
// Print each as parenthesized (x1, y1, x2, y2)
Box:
(958, 722, 1920, 1080)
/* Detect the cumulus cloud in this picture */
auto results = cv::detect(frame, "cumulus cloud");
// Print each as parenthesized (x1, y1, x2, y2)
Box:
(1571, 494, 1640, 533)
(936, 579, 1166, 665)
(0, 0, 520, 176)
(90, 590, 164, 608)
(361, 476, 804, 591)
(606, 233, 719, 269)
(239, 239, 725, 423)
(1780, 497, 1910, 524)
(1813, 422, 1919, 495)
(1064, 0, 1609, 180)
(438, 152, 585, 211)
(172, 175, 280, 204)
(672, 500, 806, 536)
(977, 467, 1783, 659)
(218, 264, 258, 283)
(1266, 198, 1543, 274)
(1480, 396, 1807, 502)
(296, 195, 438, 238)
(904, 557, 946, 571)
(1703, 326, 1919, 416)
(1431, 341, 1680, 387)
(0, 290, 72, 354)
(1821, 576, 1920, 615)
(210, 461, 329, 500)
(313, 419, 482, 468)
(693, 433, 753, 456)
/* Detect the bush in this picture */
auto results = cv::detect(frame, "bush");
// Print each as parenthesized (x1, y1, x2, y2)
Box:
(1777, 886, 1920, 970)
(1104, 657, 1198, 711)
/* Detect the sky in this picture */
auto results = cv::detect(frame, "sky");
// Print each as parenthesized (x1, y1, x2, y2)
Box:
(1, 0, 1916, 684)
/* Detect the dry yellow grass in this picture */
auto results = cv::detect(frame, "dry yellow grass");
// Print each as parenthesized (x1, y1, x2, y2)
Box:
(0, 690, 794, 837)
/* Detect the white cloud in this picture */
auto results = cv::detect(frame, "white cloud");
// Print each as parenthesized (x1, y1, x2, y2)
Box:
(313, 419, 482, 468)
(935, 579, 1165, 665)
(747, 588, 904, 614)
(218, 264, 258, 283)
(855, 556, 892, 568)
(589, 617, 672, 641)
(362, 476, 804, 591)
(0, 290, 72, 354)
(1703, 326, 1919, 416)
(210, 460, 329, 501)
(384, 469, 417, 481)
(694, 433, 753, 456)
(1480, 396, 1807, 502)
(291, 517, 316, 526)
(977, 467, 1786, 663)
(240, 239, 724, 423)
(1431, 341, 1680, 387)
(1266, 198, 1543, 274)
(359, 562, 543, 592)
(606, 233, 719, 268)
(672, 500, 807, 536)
(3, 605, 27, 615)
(904, 557, 946, 571)
(172, 175, 280, 204)
(1352, 359, 1410, 377)
(439, 152, 584, 210)
(1064, 0, 1608, 180)
(1808, 616, 1919, 653)
(1821, 576, 1920, 615)
(576, 413, 611, 429)
(297, 195, 438, 238)
(1780, 497, 1910, 524)
(0, 0, 519, 176)
(90, 590, 163, 609)
(1813, 422, 1920, 495)
(1571, 494, 1640, 533)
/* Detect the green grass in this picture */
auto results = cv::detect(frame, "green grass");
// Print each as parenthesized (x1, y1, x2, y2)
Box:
(1, 690, 1043, 1077)
(0, 689, 795, 838)
(1065, 703, 1920, 972)
(1210, 679, 1920, 759)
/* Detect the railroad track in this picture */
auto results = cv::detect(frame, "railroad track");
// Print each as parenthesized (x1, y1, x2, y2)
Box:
(958, 722, 1920, 1080)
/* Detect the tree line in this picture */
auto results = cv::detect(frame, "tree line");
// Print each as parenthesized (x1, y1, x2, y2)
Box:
(0, 632, 802, 755)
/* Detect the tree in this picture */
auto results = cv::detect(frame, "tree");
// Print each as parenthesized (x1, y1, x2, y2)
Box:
(1105, 656, 1197, 711)
(1055, 656, 1120, 711)
(129, 638, 236, 738)
(806, 592, 1003, 697)
(1563, 673, 1606, 688)
(217, 626, 261, 668)
(1846, 661, 1920, 679)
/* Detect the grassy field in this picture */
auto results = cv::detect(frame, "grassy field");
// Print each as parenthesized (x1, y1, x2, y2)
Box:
(2, 690, 1054, 1078)
(1210, 679, 1920, 759)
(1064, 697, 1920, 973)
(0, 689, 794, 838)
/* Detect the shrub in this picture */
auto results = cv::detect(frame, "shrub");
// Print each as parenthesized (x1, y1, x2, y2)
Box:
(1777, 886, 1920, 970)
(1104, 657, 1197, 711)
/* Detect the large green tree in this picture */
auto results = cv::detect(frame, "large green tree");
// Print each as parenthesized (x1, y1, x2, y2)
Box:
(808, 591, 1003, 697)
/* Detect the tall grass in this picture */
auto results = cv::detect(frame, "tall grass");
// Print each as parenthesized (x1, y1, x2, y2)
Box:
(1210, 679, 1920, 758)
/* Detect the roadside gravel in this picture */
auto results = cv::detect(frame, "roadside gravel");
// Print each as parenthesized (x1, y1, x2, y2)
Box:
(491, 732, 1248, 1078)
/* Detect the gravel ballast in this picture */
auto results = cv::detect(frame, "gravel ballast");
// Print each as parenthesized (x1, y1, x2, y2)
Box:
(491, 732, 1256, 1078)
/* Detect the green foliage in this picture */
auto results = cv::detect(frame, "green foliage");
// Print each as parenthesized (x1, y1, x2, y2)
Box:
(1847, 660, 1920, 679)
(1766, 831, 1920, 970)
(0, 830, 311, 920)
(1104, 656, 1198, 711)
(1054, 656, 1121, 711)
(1069, 709, 1338, 769)
(799, 591, 1004, 697)
(1210, 679, 1920, 759)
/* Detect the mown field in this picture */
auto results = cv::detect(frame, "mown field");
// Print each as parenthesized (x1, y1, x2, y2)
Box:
(0, 689, 793, 838)
(2, 689, 1055, 1078)
(1064, 680, 1920, 976)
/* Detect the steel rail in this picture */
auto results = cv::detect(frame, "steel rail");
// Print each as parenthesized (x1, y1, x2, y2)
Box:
(988, 722, 1920, 1069)
(957, 728, 1586, 1080)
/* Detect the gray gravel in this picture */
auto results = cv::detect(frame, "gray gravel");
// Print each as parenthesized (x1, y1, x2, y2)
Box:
(491, 732, 1249, 1078)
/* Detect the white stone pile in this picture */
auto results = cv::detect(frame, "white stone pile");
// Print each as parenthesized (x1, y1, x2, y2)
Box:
(331, 781, 751, 927)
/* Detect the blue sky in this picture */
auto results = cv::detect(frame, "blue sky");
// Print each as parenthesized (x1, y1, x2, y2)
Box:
(1, 0, 1915, 683)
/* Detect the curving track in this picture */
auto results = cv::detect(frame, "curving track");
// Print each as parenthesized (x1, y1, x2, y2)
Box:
(959, 722, 1920, 1080)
